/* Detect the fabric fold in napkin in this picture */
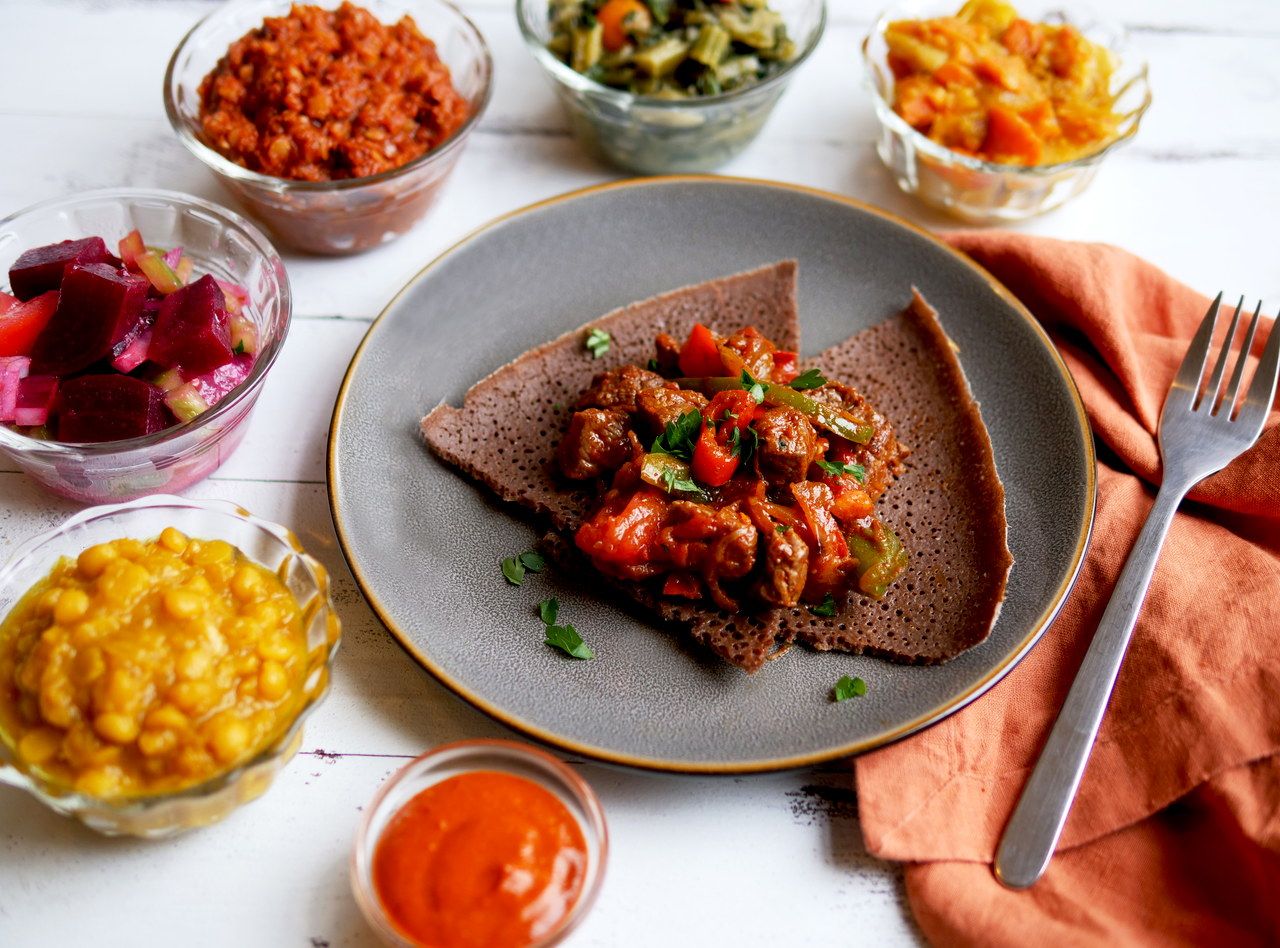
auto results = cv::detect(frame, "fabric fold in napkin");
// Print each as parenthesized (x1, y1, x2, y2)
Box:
(853, 232, 1280, 947)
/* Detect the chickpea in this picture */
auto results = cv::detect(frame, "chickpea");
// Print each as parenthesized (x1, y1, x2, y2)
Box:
(93, 711, 140, 745)
(230, 564, 264, 602)
(17, 727, 63, 765)
(258, 661, 289, 702)
(144, 704, 189, 732)
(76, 543, 119, 580)
(209, 716, 251, 764)
(164, 588, 206, 621)
(137, 728, 178, 758)
(158, 527, 188, 554)
(176, 648, 212, 682)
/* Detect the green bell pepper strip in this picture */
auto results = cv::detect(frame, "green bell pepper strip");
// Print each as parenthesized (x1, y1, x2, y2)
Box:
(847, 521, 908, 599)
(639, 452, 709, 500)
(674, 376, 876, 444)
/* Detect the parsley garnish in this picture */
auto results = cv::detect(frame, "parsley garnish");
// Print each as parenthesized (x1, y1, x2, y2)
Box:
(537, 598, 593, 659)
(545, 623, 595, 659)
(660, 465, 705, 499)
(816, 460, 867, 483)
(775, 524, 790, 534)
(585, 328, 611, 359)
(501, 551, 544, 586)
(789, 368, 826, 390)
(834, 674, 868, 701)
(233, 340, 246, 356)
(809, 593, 837, 617)
(740, 369, 767, 404)
(647, 357, 660, 372)
(651, 409, 702, 460)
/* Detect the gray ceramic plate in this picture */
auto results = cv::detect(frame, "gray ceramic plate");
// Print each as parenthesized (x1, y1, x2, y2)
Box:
(328, 177, 1095, 773)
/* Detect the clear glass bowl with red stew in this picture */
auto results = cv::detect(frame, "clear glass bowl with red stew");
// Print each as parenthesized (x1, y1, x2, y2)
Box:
(0, 188, 290, 504)
(352, 739, 609, 948)
(164, 0, 493, 255)
(0, 495, 340, 837)
(861, 0, 1151, 222)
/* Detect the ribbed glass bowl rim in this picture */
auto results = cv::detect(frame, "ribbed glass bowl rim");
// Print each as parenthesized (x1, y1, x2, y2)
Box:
(0, 187, 290, 457)
(163, 0, 495, 195)
(350, 738, 609, 948)
(0, 494, 339, 815)
(859, 2, 1152, 177)
(517, 0, 827, 111)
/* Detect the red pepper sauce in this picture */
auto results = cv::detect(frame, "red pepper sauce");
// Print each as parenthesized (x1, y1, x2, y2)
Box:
(372, 771, 588, 948)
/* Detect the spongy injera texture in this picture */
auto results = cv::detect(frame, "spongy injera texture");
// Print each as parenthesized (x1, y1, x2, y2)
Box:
(780, 290, 1014, 662)
(420, 261, 799, 539)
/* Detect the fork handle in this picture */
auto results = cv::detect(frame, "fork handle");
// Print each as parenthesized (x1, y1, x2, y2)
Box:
(994, 476, 1191, 889)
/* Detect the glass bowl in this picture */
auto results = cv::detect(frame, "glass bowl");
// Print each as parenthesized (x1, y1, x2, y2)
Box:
(352, 739, 608, 948)
(0, 495, 341, 837)
(517, 0, 826, 174)
(164, 0, 493, 255)
(0, 188, 291, 504)
(861, 0, 1151, 223)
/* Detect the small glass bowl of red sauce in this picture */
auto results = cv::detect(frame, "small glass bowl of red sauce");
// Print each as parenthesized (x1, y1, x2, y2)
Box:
(351, 739, 608, 948)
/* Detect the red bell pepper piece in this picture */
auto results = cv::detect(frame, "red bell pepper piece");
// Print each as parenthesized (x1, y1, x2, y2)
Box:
(690, 389, 755, 487)
(0, 291, 59, 357)
(771, 349, 800, 383)
(678, 323, 725, 377)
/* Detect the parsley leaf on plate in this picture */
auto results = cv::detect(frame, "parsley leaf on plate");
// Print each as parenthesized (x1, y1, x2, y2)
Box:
(834, 674, 868, 701)
(502, 551, 544, 586)
(546, 624, 595, 660)
(539, 597, 559, 625)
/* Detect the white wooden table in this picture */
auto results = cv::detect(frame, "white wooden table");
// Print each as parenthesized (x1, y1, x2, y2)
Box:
(1, 2, 1277, 945)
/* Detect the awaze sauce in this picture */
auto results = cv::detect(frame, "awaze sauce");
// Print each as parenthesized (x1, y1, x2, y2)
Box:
(372, 771, 588, 948)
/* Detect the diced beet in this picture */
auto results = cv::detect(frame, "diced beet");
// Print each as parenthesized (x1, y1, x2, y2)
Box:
(111, 328, 153, 373)
(110, 293, 159, 360)
(14, 374, 58, 427)
(29, 263, 148, 376)
(0, 355, 31, 423)
(9, 237, 110, 301)
(192, 353, 254, 408)
(149, 274, 233, 376)
(0, 290, 59, 357)
(53, 374, 173, 443)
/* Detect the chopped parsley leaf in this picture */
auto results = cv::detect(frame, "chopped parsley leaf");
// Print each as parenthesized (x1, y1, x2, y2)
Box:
(585, 328, 611, 359)
(775, 524, 790, 534)
(647, 357, 660, 372)
(834, 674, 868, 701)
(501, 551, 544, 586)
(790, 368, 826, 390)
(546, 624, 595, 660)
(661, 465, 705, 498)
(539, 597, 559, 625)
(816, 460, 867, 483)
(809, 593, 837, 617)
(651, 409, 702, 460)
(740, 369, 767, 404)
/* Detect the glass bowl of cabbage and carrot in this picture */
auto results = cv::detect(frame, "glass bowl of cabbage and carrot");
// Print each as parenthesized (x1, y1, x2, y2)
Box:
(861, 0, 1151, 222)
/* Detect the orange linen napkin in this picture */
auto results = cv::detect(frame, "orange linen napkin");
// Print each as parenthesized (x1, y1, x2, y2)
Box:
(853, 232, 1280, 947)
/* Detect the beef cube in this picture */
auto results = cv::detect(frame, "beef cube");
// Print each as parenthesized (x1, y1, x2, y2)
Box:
(635, 387, 708, 437)
(557, 408, 631, 480)
(576, 364, 671, 412)
(753, 406, 818, 484)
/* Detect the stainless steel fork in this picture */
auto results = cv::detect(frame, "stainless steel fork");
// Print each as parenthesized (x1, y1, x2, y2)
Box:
(994, 293, 1280, 890)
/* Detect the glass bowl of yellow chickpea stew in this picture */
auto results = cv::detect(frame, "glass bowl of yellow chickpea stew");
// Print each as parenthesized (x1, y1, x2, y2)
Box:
(861, 0, 1151, 222)
(0, 495, 340, 837)
(518, 0, 826, 174)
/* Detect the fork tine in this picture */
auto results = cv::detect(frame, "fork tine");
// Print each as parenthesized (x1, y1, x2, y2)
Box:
(1235, 305, 1280, 434)
(1202, 295, 1243, 413)
(1172, 292, 1222, 407)
(1222, 299, 1262, 418)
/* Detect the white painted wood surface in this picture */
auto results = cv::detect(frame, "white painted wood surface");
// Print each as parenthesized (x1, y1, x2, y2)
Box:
(1, 1, 1277, 945)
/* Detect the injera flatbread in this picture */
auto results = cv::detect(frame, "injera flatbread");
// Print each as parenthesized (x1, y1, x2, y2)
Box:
(779, 290, 1013, 663)
(420, 261, 799, 537)
(421, 265, 1012, 673)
